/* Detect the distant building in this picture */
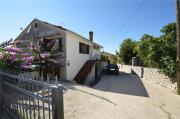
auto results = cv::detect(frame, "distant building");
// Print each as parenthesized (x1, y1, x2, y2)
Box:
(101, 51, 118, 64)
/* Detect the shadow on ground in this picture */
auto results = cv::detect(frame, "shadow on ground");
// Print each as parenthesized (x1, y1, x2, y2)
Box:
(93, 71, 149, 97)
(59, 71, 149, 97)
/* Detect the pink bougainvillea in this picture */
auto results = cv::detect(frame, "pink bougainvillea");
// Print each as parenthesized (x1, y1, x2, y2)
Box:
(0, 40, 55, 71)
(40, 52, 50, 59)
(23, 56, 34, 63)
(5, 47, 21, 53)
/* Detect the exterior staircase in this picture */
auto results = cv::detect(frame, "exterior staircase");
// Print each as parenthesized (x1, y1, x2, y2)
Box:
(74, 60, 96, 84)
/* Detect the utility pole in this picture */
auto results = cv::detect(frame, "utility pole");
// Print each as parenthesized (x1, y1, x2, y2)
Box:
(176, 0, 180, 94)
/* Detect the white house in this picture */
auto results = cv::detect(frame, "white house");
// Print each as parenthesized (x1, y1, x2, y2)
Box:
(13, 19, 103, 84)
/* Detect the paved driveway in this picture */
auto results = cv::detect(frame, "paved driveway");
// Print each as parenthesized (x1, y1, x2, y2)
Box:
(63, 71, 180, 119)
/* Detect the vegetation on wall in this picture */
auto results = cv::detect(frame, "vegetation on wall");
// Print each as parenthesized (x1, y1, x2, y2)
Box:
(117, 22, 177, 79)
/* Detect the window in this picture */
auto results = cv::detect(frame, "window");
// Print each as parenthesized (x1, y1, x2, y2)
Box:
(39, 39, 42, 46)
(35, 23, 38, 28)
(16, 41, 28, 48)
(59, 38, 63, 51)
(79, 42, 89, 54)
(16, 42, 21, 48)
(40, 39, 55, 52)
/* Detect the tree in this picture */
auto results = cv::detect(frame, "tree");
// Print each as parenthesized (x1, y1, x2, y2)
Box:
(118, 38, 137, 64)
(117, 22, 176, 79)
(134, 34, 158, 67)
(159, 23, 177, 79)
(135, 23, 177, 79)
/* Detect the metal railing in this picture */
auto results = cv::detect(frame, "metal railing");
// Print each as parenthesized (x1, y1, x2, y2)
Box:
(0, 67, 64, 119)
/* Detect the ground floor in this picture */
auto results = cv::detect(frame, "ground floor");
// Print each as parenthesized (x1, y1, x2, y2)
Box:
(62, 69, 180, 119)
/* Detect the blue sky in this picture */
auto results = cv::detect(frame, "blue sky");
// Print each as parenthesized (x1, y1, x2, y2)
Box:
(0, 0, 176, 54)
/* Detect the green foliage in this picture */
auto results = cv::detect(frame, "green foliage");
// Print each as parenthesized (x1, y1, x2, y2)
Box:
(158, 23, 177, 79)
(101, 55, 109, 60)
(134, 34, 158, 67)
(0, 48, 24, 69)
(159, 56, 176, 80)
(101, 54, 117, 64)
(161, 23, 176, 34)
(117, 22, 177, 79)
(110, 56, 117, 64)
(118, 38, 137, 64)
(134, 22, 177, 79)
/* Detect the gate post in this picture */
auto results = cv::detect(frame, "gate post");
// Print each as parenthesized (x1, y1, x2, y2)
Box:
(52, 85, 64, 119)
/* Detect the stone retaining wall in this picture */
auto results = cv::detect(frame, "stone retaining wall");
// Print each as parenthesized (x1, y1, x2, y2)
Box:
(120, 65, 177, 91)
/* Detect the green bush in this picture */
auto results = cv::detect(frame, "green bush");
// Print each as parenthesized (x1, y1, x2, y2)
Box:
(118, 38, 137, 64)
(118, 22, 177, 80)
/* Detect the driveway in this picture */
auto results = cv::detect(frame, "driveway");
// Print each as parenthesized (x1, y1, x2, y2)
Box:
(63, 71, 180, 119)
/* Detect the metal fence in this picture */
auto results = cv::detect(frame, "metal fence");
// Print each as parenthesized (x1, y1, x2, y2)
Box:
(0, 67, 64, 119)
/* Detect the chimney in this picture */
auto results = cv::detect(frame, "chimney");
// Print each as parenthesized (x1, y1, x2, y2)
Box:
(89, 31, 93, 42)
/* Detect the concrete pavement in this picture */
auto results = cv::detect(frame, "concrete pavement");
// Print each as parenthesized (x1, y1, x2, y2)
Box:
(63, 71, 180, 119)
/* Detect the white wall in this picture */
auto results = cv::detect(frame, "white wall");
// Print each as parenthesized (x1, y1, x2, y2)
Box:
(66, 31, 92, 80)
(92, 48, 101, 60)
(84, 64, 95, 85)
(85, 61, 107, 85)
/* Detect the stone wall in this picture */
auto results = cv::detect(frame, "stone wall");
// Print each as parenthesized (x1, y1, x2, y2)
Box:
(120, 65, 177, 91)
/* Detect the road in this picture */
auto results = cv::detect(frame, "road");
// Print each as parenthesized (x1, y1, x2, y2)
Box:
(63, 71, 180, 119)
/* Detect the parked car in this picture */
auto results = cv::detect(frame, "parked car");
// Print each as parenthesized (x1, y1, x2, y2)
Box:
(104, 64, 119, 75)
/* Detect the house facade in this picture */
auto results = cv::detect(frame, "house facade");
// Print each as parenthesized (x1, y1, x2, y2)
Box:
(13, 19, 103, 83)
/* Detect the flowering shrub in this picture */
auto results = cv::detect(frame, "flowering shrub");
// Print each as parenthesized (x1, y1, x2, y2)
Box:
(0, 46, 50, 71)
(0, 39, 57, 78)
(0, 47, 23, 69)
(5, 47, 22, 52)
(40, 40, 55, 53)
